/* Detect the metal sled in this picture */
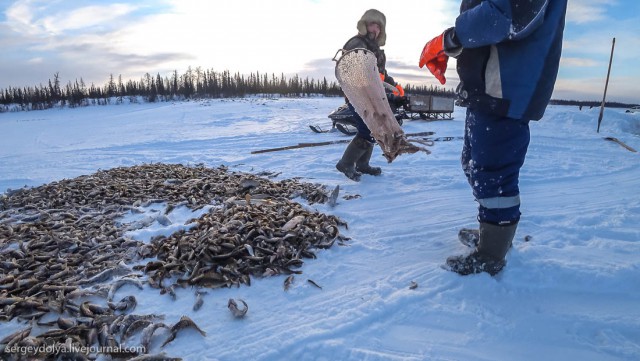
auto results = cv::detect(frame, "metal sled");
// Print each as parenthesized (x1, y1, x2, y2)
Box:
(405, 94, 455, 120)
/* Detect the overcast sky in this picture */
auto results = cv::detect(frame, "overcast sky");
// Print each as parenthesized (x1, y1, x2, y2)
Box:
(1, 0, 639, 103)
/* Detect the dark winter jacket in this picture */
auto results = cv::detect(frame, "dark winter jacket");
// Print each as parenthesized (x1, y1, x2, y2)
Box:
(343, 35, 396, 86)
(451, 0, 568, 120)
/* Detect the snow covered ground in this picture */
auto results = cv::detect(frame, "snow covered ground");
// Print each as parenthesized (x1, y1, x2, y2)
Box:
(1, 97, 639, 361)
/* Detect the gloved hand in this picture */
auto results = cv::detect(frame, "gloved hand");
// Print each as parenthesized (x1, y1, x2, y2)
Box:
(393, 84, 405, 97)
(396, 95, 408, 107)
(387, 93, 408, 107)
(419, 31, 449, 85)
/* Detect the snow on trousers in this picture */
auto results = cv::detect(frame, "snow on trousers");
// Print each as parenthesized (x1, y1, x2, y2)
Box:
(461, 109, 530, 225)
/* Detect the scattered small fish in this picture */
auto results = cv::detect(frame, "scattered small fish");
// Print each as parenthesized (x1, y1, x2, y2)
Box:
(128, 352, 183, 361)
(160, 285, 176, 300)
(240, 179, 260, 191)
(307, 279, 322, 289)
(282, 215, 305, 231)
(122, 319, 153, 342)
(244, 244, 255, 257)
(0, 327, 31, 348)
(0, 163, 347, 359)
(107, 277, 144, 301)
(193, 291, 207, 311)
(140, 322, 170, 353)
(161, 316, 206, 347)
(108, 295, 137, 313)
(227, 298, 248, 318)
(284, 275, 294, 291)
(82, 265, 131, 285)
(328, 185, 340, 208)
(56, 317, 75, 330)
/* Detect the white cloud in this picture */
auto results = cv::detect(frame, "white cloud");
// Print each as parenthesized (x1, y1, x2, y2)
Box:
(77, 0, 459, 83)
(4, 1, 140, 36)
(566, 0, 616, 24)
(561, 57, 599, 67)
(40, 4, 138, 34)
(5, 0, 40, 35)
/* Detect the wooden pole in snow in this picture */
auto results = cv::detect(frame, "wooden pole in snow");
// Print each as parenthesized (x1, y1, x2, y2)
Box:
(597, 37, 615, 133)
(250, 131, 440, 154)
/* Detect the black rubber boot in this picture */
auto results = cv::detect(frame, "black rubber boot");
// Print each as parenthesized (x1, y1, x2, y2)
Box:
(458, 228, 480, 247)
(355, 139, 382, 176)
(336, 136, 368, 181)
(447, 222, 518, 276)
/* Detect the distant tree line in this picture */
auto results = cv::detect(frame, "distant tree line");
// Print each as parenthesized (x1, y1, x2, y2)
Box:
(16, 68, 634, 112)
(549, 99, 638, 109)
(403, 84, 456, 98)
(0, 67, 457, 112)
(0, 68, 342, 112)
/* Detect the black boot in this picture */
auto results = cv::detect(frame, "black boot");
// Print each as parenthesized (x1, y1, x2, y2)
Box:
(355, 139, 381, 176)
(336, 136, 368, 181)
(458, 228, 480, 247)
(447, 222, 517, 276)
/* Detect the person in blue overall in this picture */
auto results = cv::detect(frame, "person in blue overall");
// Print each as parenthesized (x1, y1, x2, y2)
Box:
(336, 9, 404, 182)
(419, 0, 568, 275)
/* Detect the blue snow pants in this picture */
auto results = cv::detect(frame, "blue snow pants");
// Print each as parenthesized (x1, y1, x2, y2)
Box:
(461, 109, 530, 225)
(348, 103, 375, 143)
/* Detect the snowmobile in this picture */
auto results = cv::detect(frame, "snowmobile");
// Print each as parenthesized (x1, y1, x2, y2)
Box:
(310, 92, 409, 135)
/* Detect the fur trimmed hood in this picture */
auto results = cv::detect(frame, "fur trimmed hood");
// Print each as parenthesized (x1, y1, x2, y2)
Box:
(357, 9, 386, 46)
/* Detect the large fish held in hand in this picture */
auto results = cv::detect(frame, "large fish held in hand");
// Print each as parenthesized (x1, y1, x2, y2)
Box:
(334, 48, 429, 162)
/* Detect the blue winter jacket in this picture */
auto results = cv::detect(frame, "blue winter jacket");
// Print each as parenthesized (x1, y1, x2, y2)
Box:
(453, 0, 568, 120)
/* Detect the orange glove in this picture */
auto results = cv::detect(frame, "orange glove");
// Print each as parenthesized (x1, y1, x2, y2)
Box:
(393, 84, 404, 97)
(419, 32, 449, 85)
(379, 73, 404, 96)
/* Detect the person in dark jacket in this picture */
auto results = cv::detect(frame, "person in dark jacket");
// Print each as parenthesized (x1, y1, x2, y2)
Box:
(419, 0, 568, 276)
(336, 9, 403, 181)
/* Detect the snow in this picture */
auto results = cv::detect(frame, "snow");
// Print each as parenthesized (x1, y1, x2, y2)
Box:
(1, 97, 639, 361)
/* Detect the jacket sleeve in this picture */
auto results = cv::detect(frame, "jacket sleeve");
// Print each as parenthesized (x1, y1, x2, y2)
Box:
(378, 50, 395, 86)
(454, 0, 549, 48)
(383, 73, 396, 87)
